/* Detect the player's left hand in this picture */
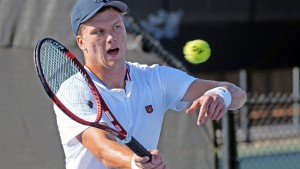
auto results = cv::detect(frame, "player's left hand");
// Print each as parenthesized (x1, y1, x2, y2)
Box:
(186, 93, 227, 125)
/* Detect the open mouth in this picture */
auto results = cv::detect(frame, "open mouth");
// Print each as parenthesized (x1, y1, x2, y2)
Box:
(107, 48, 119, 55)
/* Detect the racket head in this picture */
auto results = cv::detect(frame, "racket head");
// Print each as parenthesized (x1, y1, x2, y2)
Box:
(34, 38, 103, 125)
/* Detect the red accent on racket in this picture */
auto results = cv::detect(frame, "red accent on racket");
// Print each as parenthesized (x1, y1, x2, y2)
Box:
(33, 37, 151, 160)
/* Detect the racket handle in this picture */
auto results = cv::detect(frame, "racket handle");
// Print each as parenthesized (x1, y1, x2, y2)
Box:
(125, 136, 152, 161)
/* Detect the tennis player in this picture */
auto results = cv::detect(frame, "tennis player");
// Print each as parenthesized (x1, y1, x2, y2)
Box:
(53, 0, 247, 168)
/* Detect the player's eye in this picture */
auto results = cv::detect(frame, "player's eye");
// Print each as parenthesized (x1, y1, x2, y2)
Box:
(92, 29, 105, 36)
(113, 25, 121, 31)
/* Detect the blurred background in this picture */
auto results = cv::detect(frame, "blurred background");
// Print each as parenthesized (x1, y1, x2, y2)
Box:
(0, 0, 300, 169)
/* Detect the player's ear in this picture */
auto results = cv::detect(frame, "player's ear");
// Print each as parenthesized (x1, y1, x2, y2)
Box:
(76, 35, 86, 50)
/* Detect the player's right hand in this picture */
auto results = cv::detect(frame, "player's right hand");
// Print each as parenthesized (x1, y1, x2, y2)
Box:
(132, 150, 168, 169)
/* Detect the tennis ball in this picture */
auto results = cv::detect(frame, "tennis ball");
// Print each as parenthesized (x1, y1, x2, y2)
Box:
(183, 39, 211, 64)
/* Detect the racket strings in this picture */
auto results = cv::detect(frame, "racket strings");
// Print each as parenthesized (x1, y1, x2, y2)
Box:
(40, 42, 99, 122)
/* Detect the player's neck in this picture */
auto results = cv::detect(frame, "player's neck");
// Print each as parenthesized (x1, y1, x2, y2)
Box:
(88, 64, 127, 90)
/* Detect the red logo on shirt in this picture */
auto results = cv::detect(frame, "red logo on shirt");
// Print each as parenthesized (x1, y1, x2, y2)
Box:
(145, 105, 153, 114)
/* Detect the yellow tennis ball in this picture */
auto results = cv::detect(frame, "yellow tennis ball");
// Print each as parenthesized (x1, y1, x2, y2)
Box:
(183, 39, 211, 64)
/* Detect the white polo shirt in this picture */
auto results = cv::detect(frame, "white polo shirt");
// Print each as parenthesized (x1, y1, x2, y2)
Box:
(54, 62, 196, 169)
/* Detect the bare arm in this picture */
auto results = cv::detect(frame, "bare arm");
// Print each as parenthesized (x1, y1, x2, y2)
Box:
(76, 125, 168, 169)
(183, 79, 247, 125)
(183, 79, 247, 110)
(77, 126, 133, 169)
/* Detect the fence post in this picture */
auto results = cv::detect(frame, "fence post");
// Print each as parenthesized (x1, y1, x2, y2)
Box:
(293, 67, 299, 129)
(239, 69, 249, 141)
(222, 110, 238, 169)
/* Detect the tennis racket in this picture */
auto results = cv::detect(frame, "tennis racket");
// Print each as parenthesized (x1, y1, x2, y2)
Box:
(33, 37, 152, 160)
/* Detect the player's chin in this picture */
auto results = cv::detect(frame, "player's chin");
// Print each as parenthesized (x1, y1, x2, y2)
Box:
(105, 55, 125, 67)
(106, 54, 124, 62)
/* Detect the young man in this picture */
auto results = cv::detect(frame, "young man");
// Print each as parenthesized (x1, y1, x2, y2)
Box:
(54, 0, 247, 168)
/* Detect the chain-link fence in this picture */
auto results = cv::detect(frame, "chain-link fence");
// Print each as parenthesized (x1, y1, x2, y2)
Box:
(216, 92, 300, 169)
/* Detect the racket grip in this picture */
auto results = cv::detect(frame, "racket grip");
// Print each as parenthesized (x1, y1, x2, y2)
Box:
(125, 136, 152, 161)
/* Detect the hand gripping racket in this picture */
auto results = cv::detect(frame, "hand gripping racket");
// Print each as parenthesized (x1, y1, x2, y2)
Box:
(33, 37, 152, 160)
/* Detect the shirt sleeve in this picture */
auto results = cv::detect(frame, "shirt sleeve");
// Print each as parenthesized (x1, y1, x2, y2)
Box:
(156, 65, 197, 112)
(54, 104, 90, 146)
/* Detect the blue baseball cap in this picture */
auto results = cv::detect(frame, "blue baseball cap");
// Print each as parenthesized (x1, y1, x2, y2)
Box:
(71, 0, 128, 35)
